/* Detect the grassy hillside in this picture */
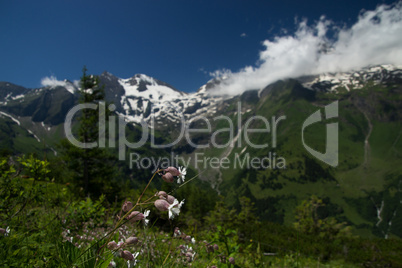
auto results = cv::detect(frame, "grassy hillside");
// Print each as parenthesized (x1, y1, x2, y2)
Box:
(194, 80, 402, 238)
(1, 78, 401, 240)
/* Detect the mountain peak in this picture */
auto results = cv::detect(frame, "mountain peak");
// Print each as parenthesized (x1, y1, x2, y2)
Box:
(300, 64, 402, 92)
(100, 71, 117, 78)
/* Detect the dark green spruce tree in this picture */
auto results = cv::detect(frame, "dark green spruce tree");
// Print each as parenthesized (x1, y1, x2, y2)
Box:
(59, 67, 121, 200)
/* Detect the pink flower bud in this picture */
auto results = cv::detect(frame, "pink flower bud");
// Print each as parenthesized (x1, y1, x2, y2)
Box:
(229, 257, 235, 264)
(0, 228, 5, 235)
(185, 235, 191, 241)
(154, 199, 170, 211)
(166, 195, 176, 204)
(121, 250, 134, 260)
(205, 243, 214, 253)
(128, 211, 144, 222)
(165, 167, 180, 176)
(125, 236, 139, 245)
(158, 191, 167, 199)
(107, 241, 118, 250)
(162, 172, 174, 183)
(122, 201, 133, 212)
(213, 244, 219, 251)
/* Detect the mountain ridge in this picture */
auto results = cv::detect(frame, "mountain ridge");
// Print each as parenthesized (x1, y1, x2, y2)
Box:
(1, 64, 401, 127)
(1, 64, 402, 238)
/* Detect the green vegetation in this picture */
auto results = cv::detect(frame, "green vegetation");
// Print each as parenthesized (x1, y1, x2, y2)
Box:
(215, 80, 402, 240)
(58, 67, 121, 199)
(1, 155, 402, 267)
(1, 70, 402, 266)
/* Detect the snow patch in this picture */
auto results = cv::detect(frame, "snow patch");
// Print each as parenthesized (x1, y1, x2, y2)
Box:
(0, 112, 20, 125)
(27, 130, 41, 143)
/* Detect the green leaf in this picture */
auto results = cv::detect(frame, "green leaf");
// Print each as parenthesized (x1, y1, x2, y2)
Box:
(57, 241, 80, 267)
(97, 253, 114, 268)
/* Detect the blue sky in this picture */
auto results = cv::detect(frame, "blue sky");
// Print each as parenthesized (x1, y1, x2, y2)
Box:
(0, 0, 399, 92)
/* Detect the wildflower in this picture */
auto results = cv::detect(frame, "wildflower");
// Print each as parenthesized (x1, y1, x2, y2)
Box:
(122, 201, 133, 212)
(155, 199, 184, 219)
(117, 240, 125, 248)
(205, 243, 214, 253)
(166, 195, 176, 204)
(157, 191, 167, 199)
(186, 251, 196, 262)
(229, 256, 235, 264)
(164, 166, 180, 176)
(125, 236, 139, 245)
(143, 209, 150, 226)
(107, 241, 118, 250)
(121, 250, 134, 260)
(191, 237, 196, 244)
(127, 252, 139, 268)
(162, 172, 174, 183)
(168, 199, 184, 219)
(174, 227, 182, 237)
(108, 260, 116, 267)
(213, 244, 219, 251)
(128, 211, 143, 222)
(128, 210, 150, 226)
(177, 166, 187, 184)
(180, 244, 191, 254)
(154, 199, 170, 211)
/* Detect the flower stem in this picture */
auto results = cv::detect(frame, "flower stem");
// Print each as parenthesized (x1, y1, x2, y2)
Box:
(95, 169, 162, 265)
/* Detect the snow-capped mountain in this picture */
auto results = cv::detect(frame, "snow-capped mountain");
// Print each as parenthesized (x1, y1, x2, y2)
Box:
(0, 82, 32, 105)
(1, 64, 401, 131)
(98, 72, 225, 126)
(301, 65, 402, 92)
(1, 65, 402, 239)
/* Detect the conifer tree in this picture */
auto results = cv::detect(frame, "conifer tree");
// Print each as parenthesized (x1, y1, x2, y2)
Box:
(59, 67, 120, 199)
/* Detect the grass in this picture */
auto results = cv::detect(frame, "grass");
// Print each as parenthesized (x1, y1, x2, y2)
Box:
(208, 81, 402, 240)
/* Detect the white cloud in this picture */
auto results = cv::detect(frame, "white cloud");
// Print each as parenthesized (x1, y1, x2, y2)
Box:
(240, 33, 247, 38)
(212, 2, 402, 95)
(73, 80, 81, 88)
(41, 76, 76, 94)
(209, 68, 233, 79)
(41, 76, 67, 88)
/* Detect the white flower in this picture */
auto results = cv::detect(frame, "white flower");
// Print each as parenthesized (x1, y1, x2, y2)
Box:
(108, 260, 116, 267)
(185, 251, 196, 262)
(127, 252, 139, 268)
(174, 227, 181, 237)
(180, 244, 190, 254)
(191, 237, 196, 244)
(177, 166, 187, 184)
(117, 240, 124, 248)
(168, 199, 185, 219)
(143, 210, 150, 226)
(5, 226, 10, 236)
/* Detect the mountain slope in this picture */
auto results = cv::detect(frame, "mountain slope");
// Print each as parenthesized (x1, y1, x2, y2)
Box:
(1, 65, 402, 238)
(210, 78, 402, 238)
